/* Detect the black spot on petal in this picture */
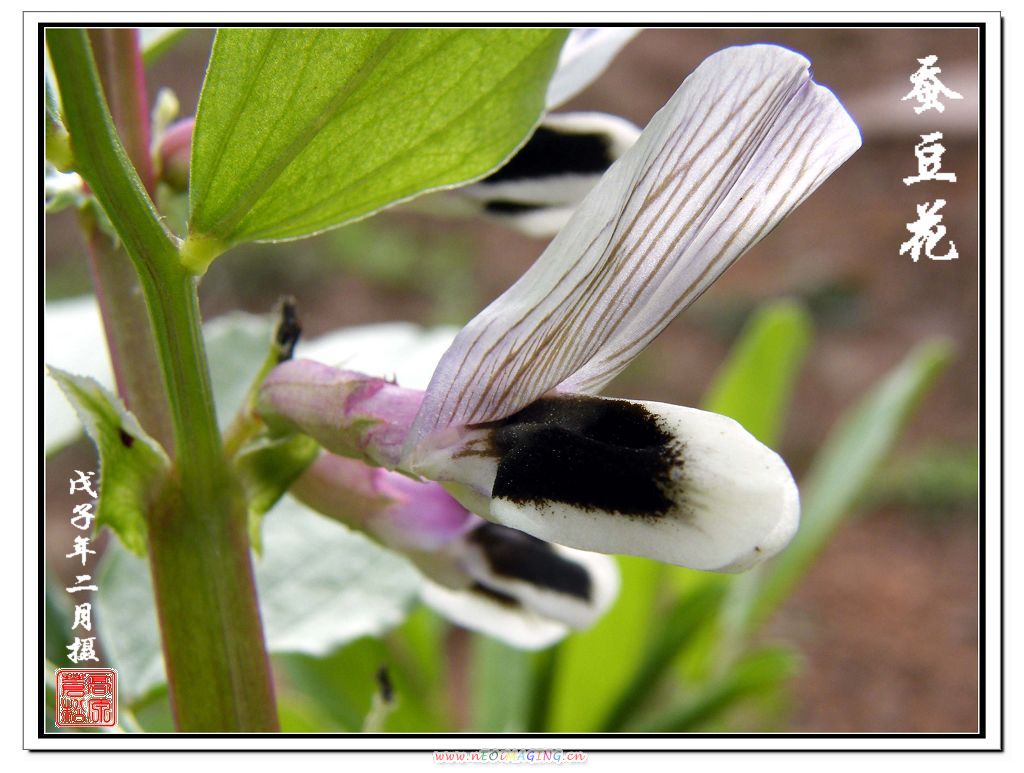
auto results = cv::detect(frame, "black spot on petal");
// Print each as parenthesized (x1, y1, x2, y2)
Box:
(483, 126, 614, 184)
(490, 395, 680, 518)
(118, 428, 134, 448)
(468, 523, 592, 602)
(483, 200, 547, 215)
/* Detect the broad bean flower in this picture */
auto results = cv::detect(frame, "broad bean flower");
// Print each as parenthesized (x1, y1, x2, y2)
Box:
(260, 44, 861, 637)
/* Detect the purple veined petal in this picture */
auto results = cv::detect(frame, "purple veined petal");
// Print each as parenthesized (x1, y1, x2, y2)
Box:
(546, 28, 641, 108)
(406, 44, 861, 449)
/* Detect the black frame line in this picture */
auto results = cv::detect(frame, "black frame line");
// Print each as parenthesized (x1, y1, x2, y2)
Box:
(32, 16, 1001, 752)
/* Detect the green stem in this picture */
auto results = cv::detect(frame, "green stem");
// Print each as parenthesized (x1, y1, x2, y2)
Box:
(79, 208, 175, 451)
(48, 28, 278, 731)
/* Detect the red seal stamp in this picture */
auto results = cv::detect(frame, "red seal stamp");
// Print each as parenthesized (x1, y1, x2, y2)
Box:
(54, 668, 117, 728)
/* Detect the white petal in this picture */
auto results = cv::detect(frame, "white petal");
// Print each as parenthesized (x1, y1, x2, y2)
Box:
(546, 28, 641, 108)
(420, 581, 568, 650)
(407, 45, 860, 447)
(44, 296, 115, 454)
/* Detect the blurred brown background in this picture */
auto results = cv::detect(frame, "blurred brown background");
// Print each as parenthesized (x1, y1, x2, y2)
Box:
(45, 27, 981, 733)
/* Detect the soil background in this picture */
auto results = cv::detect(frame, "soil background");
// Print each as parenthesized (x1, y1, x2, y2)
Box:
(45, 26, 982, 733)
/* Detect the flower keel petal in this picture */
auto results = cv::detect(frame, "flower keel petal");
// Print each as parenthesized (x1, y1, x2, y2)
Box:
(412, 393, 799, 572)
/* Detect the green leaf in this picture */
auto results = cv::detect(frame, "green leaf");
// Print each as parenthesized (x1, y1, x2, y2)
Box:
(236, 436, 320, 551)
(47, 367, 170, 555)
(471, 636, 534, 732)
(600, 581, 728, 731)
(744, 339, 954, 629)
(187, 28, 567, 259)
(547, 555, 663, 731)
(702, 299, 813, 448)
(278, 629, 443, 732)
(866, 443, 979, 514)
(638, 647, 800, 732)
(94, 496, 421, 702)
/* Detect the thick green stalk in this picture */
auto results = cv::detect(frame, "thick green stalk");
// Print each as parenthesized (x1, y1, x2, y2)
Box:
(47, 28, 278, 731)
(71, 34, 170, 448)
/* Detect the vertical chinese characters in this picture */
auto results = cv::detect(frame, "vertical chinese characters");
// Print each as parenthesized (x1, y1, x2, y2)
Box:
(55, 469, 117, 729)
(900, 54, 964, 262)
(65, 470, 99, 664)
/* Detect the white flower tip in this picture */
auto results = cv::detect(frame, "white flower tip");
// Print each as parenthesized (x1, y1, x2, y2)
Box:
(420, 581, 569, 650)
(707, 451, 800, 573)
(476, 395, 800, 573)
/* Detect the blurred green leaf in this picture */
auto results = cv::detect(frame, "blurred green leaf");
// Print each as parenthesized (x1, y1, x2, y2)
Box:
(95, 497, 421, 702)
(277, 693, 333, 733)
(276, 643, 383, 731)
(278, 618, 446, 732)
(187, 28, 567, 258)
(600, 581, 727, 731)
(867, 444, 978, 514)
(45, 579, 75, 666)
(702, 299, 813, 448)
(547, 555, 662, 731)
(48, 368, 171, 555)
(129, 686, 175, 731)
(638, 647, 800, 732)
(471, 636, 534, 732)
(744, 340, 954, 629)
(139, 28, 190, 67)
